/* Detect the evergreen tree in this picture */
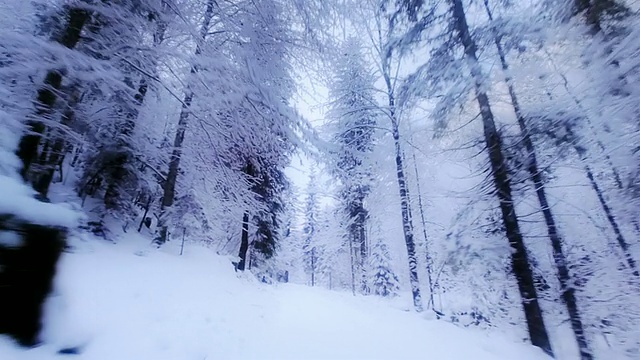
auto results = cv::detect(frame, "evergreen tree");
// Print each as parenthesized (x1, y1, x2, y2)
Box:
(328, 37, 377, 294)
(369, 240, 400, 298)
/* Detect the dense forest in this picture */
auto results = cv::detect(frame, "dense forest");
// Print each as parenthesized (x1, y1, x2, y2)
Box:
(0, 0, 639, 359)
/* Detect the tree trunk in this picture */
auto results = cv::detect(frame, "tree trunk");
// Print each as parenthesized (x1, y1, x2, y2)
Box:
(541, 92, 639, 278)
(348, 231, 357, 295)
(138, 196, 152, 232)
(311, 247, 316, 286)
(411, 149, 436, 310)
(358, 211, 368, 293)
(16, 8, 89, 179)
(391, 112, 423, 312)
(551, 59, 640, 236)
(451, 0, 553, 355)
(237, 211, 250, 271)
(484, 2, 592, 357)
(406, 119, 436, 309)
(155, 0, 215, 245)
(380, 31, 422, 310)
(33, 87, 81, 197)
(578, 151, 639, 277)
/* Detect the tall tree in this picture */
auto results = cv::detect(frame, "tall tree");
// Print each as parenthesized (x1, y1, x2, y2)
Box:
(15, 4, 89, 179)
(155, 0, 216, 245)
(356, 1, 424, 311)
(328, 38, 377, 294)
(395, 0, 553, 353)
(483, 1, 592, 357)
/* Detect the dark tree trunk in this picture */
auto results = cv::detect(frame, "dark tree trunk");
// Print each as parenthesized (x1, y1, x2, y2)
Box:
(155, 0, 215, 245)
(155, 90, 193, 245)
(311, 247, 316, 286)
(138, 196, 152, 232)
(237, 211, 250, 271)
(16, 8, 89, 179)
(451, 0, 553, 355)
(484, 2, 592, 357)
(0, 217, 66, 346)
(358, 210, 368, 293)
(349, 200, 368, 293)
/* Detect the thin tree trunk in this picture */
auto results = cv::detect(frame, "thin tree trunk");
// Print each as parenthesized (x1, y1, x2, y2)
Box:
(138, 196, 152, 232)
(237, 211, 250, 271)
(484, 2, 592, 358)
(391, 112, 423, 312)
(574, 145, 640, 277)
(451, 0, 553, 355)
(358, 207, 368, 293)
(155, 0, 215, 245)
(405, 120, 436, 310)
(311, 247, 316, 287)
(551, 59, 640, 236)
(16, 8, 89, 179)
(380, 28, 422, 310)
(411, 150, 435, 310)
(541, 87, 640, 277)
(348, 232, 357, 296)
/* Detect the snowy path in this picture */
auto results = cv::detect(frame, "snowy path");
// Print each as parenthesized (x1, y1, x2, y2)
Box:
(1, 238, 548, 360)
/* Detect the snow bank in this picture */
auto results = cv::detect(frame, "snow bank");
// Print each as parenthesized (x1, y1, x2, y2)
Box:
(0, 233, 549, 360)
(0, 175, 80, 227)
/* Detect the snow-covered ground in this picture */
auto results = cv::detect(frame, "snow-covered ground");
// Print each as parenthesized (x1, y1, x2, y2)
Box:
(0, 231, 549, 360)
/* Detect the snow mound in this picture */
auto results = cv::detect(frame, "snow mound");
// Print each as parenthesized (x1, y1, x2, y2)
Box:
(1, 233, 549, 360)
(0, 175, 80, 227)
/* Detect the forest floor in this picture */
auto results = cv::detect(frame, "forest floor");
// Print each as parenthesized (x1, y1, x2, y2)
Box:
(0, 226, 549, 360)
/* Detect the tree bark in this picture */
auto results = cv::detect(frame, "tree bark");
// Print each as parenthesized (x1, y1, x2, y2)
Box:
(391, 111, 423, 312)
(237, 211, 250, 271)
(484, 2, 592, 358)
(451, 0, 553, 355)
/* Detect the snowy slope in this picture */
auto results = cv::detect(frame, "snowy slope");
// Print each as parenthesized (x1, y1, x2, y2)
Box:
(0, 233, 549, 360)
